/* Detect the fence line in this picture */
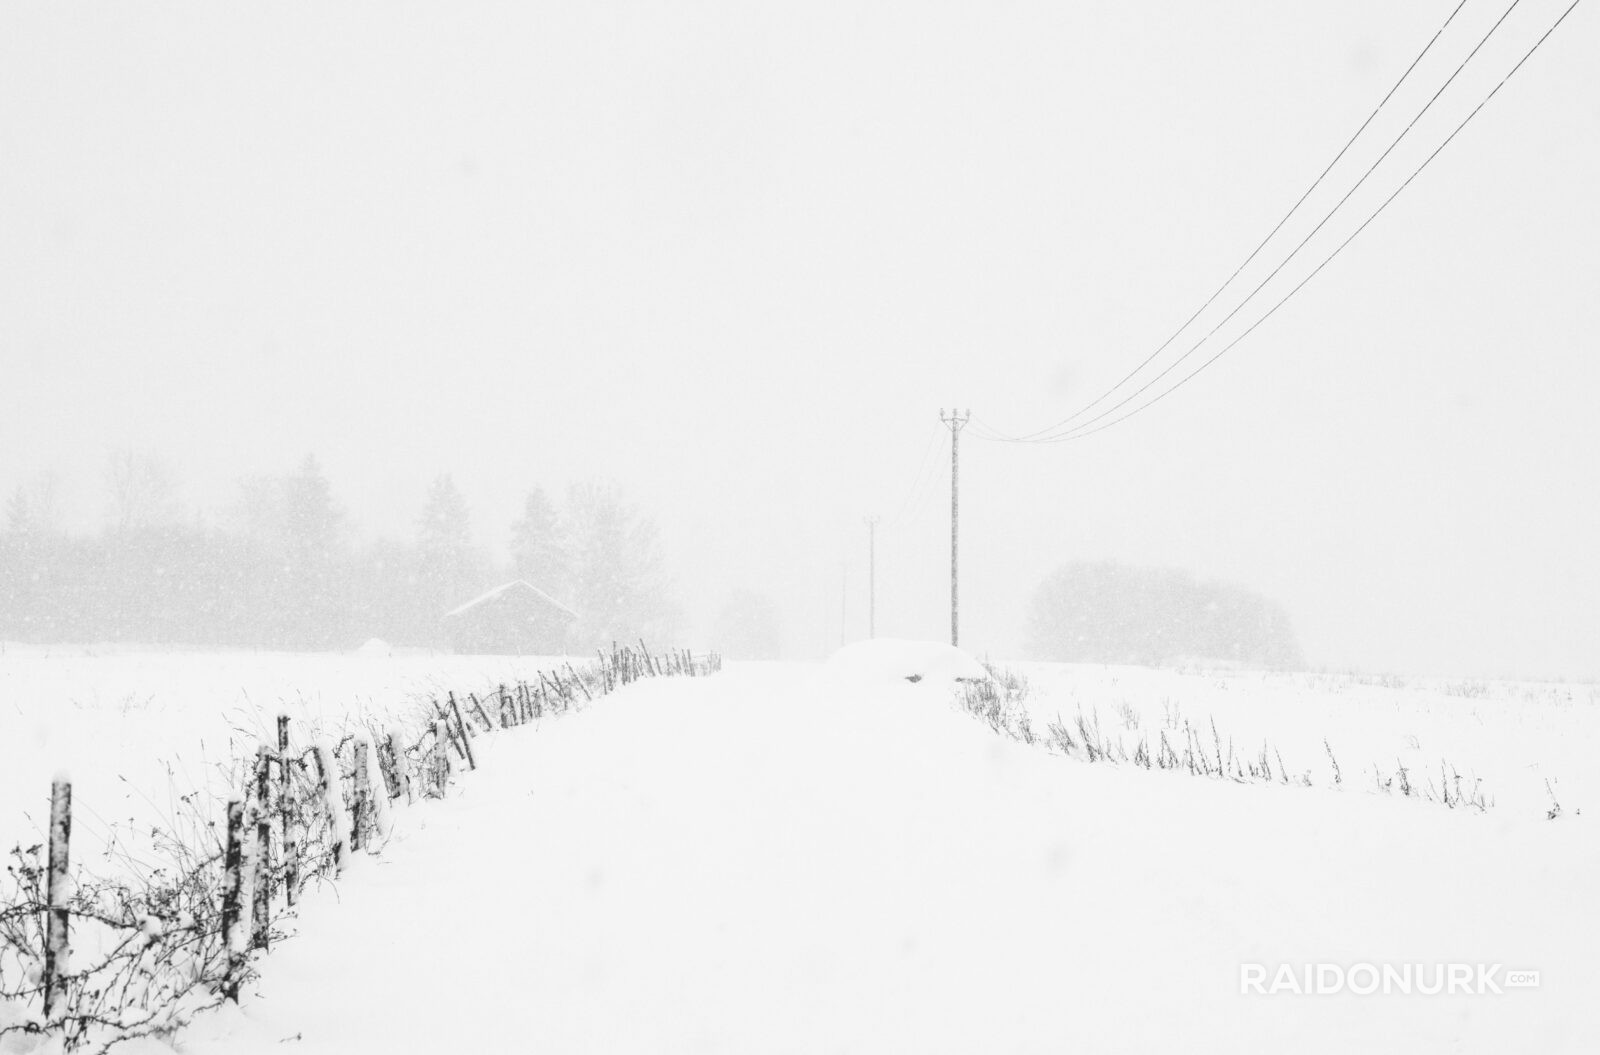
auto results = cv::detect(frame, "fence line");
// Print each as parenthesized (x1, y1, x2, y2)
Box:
(0, 643, 721, 1053)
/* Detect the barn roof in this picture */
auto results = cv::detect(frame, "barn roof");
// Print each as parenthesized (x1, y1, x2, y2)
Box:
(444, 580, 578, 620)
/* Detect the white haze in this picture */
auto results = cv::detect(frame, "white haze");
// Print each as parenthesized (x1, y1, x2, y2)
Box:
(2, 0, 1596, 678)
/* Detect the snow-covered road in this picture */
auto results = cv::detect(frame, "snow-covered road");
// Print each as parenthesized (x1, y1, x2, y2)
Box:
(176, 659, 1598, 1054)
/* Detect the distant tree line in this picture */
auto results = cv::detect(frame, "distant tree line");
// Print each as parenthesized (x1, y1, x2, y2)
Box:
(0, 454, 678, 651)
(1026, 561, 1303, 670)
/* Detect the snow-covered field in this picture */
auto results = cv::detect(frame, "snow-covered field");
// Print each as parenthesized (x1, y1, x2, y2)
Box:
(1005, 662, 1598, 820)
(0, 644, 578, 860)
(3, 644, 1597, 1052)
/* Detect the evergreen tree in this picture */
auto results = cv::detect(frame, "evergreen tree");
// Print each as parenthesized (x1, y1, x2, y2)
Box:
(278, 455, 346, 648)
(415, 474, 484, 640)
(564, 480, 677, 647)
(509, 487, 569, 600)
(1025, 561, 1303, 669)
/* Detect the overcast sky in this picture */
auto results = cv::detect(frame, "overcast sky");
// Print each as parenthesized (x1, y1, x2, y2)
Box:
(3, 0, 1596, 678)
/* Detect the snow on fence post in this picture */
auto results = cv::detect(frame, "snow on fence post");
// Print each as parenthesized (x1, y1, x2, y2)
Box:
(350, 741, 371, 851)
(432, 700, 467, 762)
(425, 720, 446, 797)
(251, 746, 272, 950)
(277, 716, 300, 907)
(220, 798, 248, 1002)
(42, 777, 71, 1027)
(447, 694, 476, 771)
(639, 640, 657, 676)
(310, 741, 347, 876)
(384, 730, 410, 803)
(375, 729, 402, 800)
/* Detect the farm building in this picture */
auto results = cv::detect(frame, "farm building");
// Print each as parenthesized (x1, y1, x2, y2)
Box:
(443, 580, 577, 655)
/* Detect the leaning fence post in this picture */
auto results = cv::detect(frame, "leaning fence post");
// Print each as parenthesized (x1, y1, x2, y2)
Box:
(43, 778, 71, 1026)
(566, 662, 593, 702)
(447, 694, 476, 770)
(221, 799, 247, 1002)
(251, 747, 272, 950)
(376, 729, 403, 800)
(467, 694, 494, 732)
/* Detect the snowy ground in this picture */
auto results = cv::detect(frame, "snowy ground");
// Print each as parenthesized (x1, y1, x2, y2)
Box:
(0, 644, 576, 862)
(3, 646, 1597, 1052)
(1005, 662, 1598, 819)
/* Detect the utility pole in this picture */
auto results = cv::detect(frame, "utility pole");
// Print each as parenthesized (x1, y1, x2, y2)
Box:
(864, 516, 879, 638)
(940, 408, 970, 647)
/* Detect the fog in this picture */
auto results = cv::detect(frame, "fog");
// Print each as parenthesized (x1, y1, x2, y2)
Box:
(3, 1, 1596, 678)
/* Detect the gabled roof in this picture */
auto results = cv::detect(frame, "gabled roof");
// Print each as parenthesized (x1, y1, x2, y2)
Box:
(444, 580, 577, 620)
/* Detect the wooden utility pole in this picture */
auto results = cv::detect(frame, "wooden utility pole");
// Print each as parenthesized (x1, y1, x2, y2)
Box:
(43, 779, 71, 1026)
(940, 409, 970, 647)
(864, 516, 879, 638)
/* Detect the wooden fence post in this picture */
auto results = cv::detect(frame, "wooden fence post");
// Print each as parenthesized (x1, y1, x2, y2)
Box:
(43, 778, 71, 1026)
(310, 743, 345, 876)
(376, 729, 403, 800)
(351, 741, 371, 851)
(221, 799, 247, 1002)
(447, 694, 476, 771)
(277, 717, 299, 908)
(467, 694, 494, 732)
(433, 700, 467, 761)
(251, 747, 272, 950)
(431, 720, 450, 796)
(567, 662, 593, 702)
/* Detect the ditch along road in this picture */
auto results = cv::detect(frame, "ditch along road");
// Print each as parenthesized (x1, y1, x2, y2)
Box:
(178, 654, 1596, 1054)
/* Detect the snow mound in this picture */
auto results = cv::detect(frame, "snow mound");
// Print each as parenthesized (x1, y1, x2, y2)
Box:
(824, 638, 990, 687)
(354, 638, 393, 657)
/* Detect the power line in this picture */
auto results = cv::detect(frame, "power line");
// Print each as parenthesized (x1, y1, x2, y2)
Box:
(1020, 0, 1531, 445)
(973, 0, 1499, 445)
(1035, 0, 1586, 445)
(887, 424, 945, 527)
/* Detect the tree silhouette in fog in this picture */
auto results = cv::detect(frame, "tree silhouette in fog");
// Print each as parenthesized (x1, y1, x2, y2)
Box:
(1026, 562, 1302, 670)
